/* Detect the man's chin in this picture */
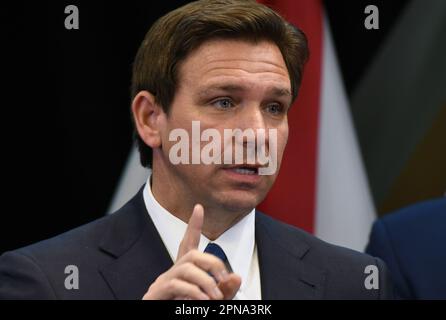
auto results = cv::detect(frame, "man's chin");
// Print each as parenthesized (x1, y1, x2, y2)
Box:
(215, 191, 264, 213)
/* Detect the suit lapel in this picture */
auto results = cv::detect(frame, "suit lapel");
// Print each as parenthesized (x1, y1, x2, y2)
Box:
(98, 187, 173, 299)
(255, 212, 326, 299)
(95, 190, 326, 300)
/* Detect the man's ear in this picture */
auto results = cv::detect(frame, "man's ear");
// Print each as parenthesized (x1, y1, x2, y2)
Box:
(131, 91, 165, 148)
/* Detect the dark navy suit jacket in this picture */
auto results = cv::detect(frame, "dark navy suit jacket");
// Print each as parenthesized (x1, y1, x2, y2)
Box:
(0, 188, 393, 299)
(366, 198, 446, 299)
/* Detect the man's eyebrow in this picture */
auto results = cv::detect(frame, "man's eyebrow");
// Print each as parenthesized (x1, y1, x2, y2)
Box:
(197, 84, 292, 99)
(197, 84, 245, 97)
(270, 87, 292, 98)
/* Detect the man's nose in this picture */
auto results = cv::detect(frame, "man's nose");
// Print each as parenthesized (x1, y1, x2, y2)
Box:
(236, 105, 269, 148)
(238, 105, 267, 131)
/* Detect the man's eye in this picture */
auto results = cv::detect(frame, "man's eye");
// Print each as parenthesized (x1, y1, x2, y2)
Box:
(212, 98, 234, 109)
(265, 103, 284, 115)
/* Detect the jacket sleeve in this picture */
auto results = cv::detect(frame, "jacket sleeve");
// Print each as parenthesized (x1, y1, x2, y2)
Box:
(0, 250, 57, 300)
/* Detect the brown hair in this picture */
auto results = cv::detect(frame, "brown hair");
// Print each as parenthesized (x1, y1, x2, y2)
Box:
(132, 0, 309, 168)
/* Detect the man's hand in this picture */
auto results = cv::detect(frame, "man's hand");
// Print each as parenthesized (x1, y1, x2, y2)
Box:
(142, 204, 242, 300)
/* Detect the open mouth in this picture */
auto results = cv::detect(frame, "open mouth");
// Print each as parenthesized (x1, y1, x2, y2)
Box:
(231, 167, 258, 175)
(225, 165, 259, 175)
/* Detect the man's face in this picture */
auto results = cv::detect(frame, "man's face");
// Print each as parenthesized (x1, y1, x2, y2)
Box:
(159, 39, 291, 213)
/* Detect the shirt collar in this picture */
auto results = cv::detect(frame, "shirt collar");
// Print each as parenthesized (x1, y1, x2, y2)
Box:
(142, 174, 256, 290)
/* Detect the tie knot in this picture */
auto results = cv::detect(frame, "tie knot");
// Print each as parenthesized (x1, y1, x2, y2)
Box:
(204, 243, 227, 261)
(204, 243, 232, 273)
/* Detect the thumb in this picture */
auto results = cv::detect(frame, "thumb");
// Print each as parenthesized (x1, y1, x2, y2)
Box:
(218, 273, 242, 300)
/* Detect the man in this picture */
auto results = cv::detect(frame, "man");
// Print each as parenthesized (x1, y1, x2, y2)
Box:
(366, 197, 446, 299)
(0, 0, 392, 299)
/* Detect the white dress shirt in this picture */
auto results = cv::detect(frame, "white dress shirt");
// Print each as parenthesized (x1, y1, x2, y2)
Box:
(142, 175, 261, 300)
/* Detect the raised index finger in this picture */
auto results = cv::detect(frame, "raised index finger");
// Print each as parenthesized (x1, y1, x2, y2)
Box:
(177, 204, 204, 259)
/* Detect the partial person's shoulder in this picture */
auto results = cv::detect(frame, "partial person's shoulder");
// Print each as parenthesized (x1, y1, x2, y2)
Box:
(366, 198, 446, 299)
(378, 197, 446, 230)
(369, 197, 446, 251)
